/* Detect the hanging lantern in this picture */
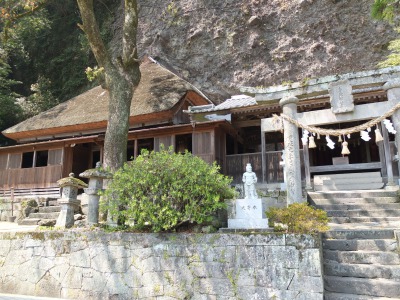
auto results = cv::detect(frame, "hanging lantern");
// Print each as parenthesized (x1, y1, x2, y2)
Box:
(341, 141, 350, 155)
(375, 127, 384, 143)
(308, 136, 317, 148)
(317, 133, 321, 139)
(347, 134, 351, 139)
(338, 135, 342, 143)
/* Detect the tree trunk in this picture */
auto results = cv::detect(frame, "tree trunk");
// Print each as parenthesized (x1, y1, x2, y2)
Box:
(103, 71, 133, 171)
(76, 0, 140, 172)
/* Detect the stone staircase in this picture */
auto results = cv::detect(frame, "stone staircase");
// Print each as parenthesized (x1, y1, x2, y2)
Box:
(19, 199, 61, 226)
(313, 172, 384, 191)
(308, 189, 400, 299)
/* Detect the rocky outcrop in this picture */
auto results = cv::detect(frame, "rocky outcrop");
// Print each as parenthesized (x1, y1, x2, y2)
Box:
(111, 0, 398, 102)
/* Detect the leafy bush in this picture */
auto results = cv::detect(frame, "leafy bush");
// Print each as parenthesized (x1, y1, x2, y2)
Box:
(103, 147, 235, 232)
(266, 203, 329, 234)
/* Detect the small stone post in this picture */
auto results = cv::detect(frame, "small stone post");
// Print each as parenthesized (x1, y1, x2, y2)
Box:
(80, 162, 112, 226)
(279, 150, 287, 191)
(384, 79, 400, 185)
(279, 96, 303, 204)
(56, 173, 88, 228)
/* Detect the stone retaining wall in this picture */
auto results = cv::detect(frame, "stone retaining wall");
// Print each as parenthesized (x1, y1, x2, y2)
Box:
(0, 231, 324, 299)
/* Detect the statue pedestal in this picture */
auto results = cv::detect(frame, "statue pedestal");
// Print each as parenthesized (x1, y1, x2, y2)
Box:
(227, 198, 269, 229)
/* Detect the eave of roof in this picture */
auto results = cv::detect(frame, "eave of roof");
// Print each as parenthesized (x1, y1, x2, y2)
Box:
(0, 120, 232, 154)
(3, 57, 211, 141)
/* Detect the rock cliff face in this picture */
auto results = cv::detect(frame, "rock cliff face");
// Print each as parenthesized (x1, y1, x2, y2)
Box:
(122, 0, 396, 102)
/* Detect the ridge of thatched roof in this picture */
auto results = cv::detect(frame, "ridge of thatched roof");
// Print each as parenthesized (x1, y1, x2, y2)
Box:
(3, 58, 210, 140)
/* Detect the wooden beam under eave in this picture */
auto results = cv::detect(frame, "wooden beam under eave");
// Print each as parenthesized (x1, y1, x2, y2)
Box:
(0, 136, 100, 155)
(233, 119, 261, 128)
(127, 121, 229, 140)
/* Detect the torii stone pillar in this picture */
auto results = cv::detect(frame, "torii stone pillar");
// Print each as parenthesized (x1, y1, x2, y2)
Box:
(279, 96, 303, 204)
(384, 79, 400, 182)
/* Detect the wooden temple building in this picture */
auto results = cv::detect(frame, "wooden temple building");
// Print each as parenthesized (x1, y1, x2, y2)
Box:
(0, 58, 237, 197)
(1, 61, 400, 198)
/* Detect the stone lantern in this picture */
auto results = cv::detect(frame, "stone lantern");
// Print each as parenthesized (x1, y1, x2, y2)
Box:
(55, 173, 88, 228)
(79, 162, 112, 226)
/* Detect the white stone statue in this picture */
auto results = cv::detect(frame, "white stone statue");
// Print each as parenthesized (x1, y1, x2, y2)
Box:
(242, 163, 257, 199)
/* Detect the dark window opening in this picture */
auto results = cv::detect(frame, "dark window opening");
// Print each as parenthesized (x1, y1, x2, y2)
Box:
(92, 151, 101, 168)
(308, 121, 381, 166)
(36, 150, 48, 167)
(175, 134, 192, 153)
(21, 152, 34, 168)
(226, 134, 235, 155)
(239, 126, 261, 153)
(265, 132, 284, 152)
(137, 138, 154, 155)
(127, 141, 135, 161)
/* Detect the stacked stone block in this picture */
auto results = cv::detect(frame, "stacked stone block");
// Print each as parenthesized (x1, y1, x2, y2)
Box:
(0, 232, 323, 300)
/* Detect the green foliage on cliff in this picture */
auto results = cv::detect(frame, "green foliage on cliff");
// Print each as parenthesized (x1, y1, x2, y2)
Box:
(103, 147, 235, 232)
(372, 0, 400, 23)
(0, 50, 23, 145)
(372, 1, 400, 67)
(1, 1, 117, 116)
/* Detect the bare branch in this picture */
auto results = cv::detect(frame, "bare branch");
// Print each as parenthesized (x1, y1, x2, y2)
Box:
(122, 0, 140, 85)
(76, 0, 111, 69)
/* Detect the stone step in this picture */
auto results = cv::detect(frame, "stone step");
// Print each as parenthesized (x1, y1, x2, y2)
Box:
(308, 190, 398, 200)
(316, 171, 381, 178)
(309, 197, 399, 206)
(18, 218, 41, 225)
(324, 262, 400, 280)
(39, 206, 61, 213)
(324, 291, 396, 300)
(314, 172, 381, 181)
(28, 212, 60, 219)
(324, 275, 400, 298)
(47, 199, 59, 206)
(327, 209, 400, 218)
(323, 250, 400, 265)
(314, 183, 385, 191)
(37, 218, 57, 226)
(329, 216, 400, 224)
(323, 229, 395, 240)
(316, 203, 400, 211)
(314, 177, 383, 186)
(323, 239, 397, 251)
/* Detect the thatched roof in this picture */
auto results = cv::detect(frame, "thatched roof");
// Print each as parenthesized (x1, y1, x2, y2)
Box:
(3, 58, 210, 140)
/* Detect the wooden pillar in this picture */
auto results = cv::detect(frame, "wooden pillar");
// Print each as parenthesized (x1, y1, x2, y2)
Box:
(32, 151, 37, 168)
(302, 142, 312, 190)
(261, 131, 266, 183)
(134, 139, 138, 159)
(377, 124, 387, 179)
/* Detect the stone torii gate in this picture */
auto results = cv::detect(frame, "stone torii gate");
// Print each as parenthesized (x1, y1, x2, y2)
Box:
(241, 67, 400, 205)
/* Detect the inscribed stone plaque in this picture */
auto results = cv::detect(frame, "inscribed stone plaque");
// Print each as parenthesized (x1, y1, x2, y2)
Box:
(227, 198, 269, 229)
(235, 198, 264, 219)
(329, 80, 354, 114)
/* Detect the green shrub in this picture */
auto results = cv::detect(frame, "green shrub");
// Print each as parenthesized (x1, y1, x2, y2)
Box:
(103, 147, 235, 232)
(266, 203, 329, 234)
